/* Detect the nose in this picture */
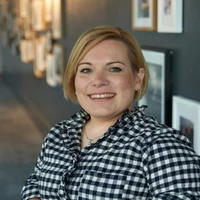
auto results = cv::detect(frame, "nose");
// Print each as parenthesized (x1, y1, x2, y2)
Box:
(90, 71, 109, 87)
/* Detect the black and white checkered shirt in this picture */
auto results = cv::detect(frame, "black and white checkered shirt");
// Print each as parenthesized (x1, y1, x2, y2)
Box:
(21, 106, 200, 200)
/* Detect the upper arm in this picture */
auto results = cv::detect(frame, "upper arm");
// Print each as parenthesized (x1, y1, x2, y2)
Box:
(142, 132, 200, 199)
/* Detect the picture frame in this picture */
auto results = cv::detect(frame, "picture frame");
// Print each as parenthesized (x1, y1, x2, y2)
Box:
(132, 0, 157, 31)
(20, 39, 34, 63)
(157, 0, 183, 33)
(33, 36, 46, 78)
(46, 44, 64, 87)
(20, 0, 29, 18)
(45, 30, 53, 52)
(46, 53, 57, 87)
(53, 44, 64, 84)
(23, 0, 33, 39)
(52, 0, 63, 39)
(13, 0, 20, 17)
(44, 0, 53, 23)
(172, 96, 200, 155)
(0, 1, 8, 18)
(32, 0, 47, 31)
(138, 46, 173, 126)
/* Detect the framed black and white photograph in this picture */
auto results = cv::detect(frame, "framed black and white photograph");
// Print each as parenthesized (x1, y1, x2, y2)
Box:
(45, 30, 53, 52)
(53, 44, 64, 84)
(172, 96, 200, 155)
(52, 0, 63, 39)
(138, 46, 173, 126)
(157, 0, 183, 33)
(20, 39, 34, 63)
(46, 44, 64, 87)
(33, 36, 46, 78)
(32, 0, 47, 31)
(46, 53, 57, 87)
(44, 0, 53, 23)
(132, 0, 157, 31)
(20, 0, 28, 18)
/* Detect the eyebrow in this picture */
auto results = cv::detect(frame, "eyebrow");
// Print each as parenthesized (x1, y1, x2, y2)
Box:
(78, 61, 126, 66)
(106, 61, 126, 66)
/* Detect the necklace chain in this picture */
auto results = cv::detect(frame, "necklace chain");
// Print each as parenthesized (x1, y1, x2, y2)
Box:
(84, 131, 103, 145)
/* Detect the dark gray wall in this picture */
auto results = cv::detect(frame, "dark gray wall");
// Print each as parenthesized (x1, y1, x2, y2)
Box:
(1, 0, 200, 133)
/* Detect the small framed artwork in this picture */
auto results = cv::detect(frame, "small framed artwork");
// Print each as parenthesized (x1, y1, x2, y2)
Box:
(53, 44, 64, 84)
(13, 0, 20, 16)
(20, 39, 34, 63)
(32, 0, 47, 31)
(172, 96, 200, 155)
(33, 36, 46, 78)
(24, 18, 33, 39)
(45, 30, 53, 52)
(132, 0, 157, 31)
(20, 0, 29, 18)
(138, 46, 173, 126)
(52, 0, 63, 39)
(157, 0, 183, 33)
(46, 53, 57, 87)
(0, 1, 8, 17)
(44, 0, 52, 23)
(23, 0, 33, 39)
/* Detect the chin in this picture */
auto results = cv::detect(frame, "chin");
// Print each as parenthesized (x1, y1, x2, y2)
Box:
(88, 107, 124, 119)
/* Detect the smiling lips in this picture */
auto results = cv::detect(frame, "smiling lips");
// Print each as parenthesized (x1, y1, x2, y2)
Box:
(90, 93, 115, 99)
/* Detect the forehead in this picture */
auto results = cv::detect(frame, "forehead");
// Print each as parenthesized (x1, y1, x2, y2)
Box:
(80, 39, 129, 62)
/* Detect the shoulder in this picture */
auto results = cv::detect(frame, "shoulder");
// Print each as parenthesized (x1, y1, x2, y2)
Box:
(128, 107, 195, 153)
(44, 109, 89, 145)
(136, 116, 200, 164)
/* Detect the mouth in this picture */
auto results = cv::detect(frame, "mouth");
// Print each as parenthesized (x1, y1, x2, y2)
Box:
(89, 93, 115, 99)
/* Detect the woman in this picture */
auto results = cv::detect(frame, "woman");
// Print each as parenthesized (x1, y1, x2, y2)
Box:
(21, 26, 200, 199)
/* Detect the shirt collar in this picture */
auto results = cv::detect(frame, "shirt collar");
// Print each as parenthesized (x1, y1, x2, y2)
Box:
(68, 105, 147, 130)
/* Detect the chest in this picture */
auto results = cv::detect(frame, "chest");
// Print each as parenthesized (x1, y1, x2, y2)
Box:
(39, 135, 149, 199)
(66, 141, 148, 199)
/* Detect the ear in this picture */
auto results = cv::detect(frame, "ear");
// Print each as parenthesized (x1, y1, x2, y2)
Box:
(135, 68, 145, 91)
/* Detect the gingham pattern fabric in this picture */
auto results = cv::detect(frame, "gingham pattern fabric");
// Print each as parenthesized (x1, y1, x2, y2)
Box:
(21, 106, 200, 200)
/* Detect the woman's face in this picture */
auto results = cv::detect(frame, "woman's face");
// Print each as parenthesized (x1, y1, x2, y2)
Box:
(75, 39, 144, 121)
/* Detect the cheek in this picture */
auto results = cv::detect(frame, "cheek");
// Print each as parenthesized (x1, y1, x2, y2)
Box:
(74, 77, 79, 90)
(75, 77, 84, 91)
(115, 75, 135, 90)
(75, 76, 90, 95)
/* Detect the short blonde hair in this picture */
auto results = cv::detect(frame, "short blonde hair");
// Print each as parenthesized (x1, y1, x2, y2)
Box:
(63, 25, 149, 103)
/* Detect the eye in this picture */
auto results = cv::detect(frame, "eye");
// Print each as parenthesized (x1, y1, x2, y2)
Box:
(109, 67, 122, 72)
(80, 68, 92, 73)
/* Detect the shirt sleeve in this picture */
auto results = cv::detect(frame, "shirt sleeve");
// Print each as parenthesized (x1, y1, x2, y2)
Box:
(21, 135, 48, 200)
(142, 130, 200, 199)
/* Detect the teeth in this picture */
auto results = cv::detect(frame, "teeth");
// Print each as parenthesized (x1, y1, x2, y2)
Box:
(90, 94, 114, 99)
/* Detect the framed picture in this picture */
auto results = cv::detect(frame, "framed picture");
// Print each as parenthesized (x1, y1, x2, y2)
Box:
(0, 1, 8, 18)
(52, 0, 63, 39)
(20, 0, 29, 18)
(33, 36, 46, 78)
(172, 96, 200, 155)
(13, 0, 20, 16)
(44, 0, 52, 23)
(46, 44, 64, 87)
(32, 0, 47, 31)
(45, 30, 53, 52)
(22, 0, 33, 39)
(20, 39, 34, 63)
(46, 53, 57, 87)
(132, 0, 157, 31)
(157, 0, 183, 33)
(138, 46, 173, 126)
(53, 44, 64, 84)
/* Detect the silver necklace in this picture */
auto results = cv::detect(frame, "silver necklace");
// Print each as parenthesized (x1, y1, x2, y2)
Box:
(84, 131, 103, 145)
